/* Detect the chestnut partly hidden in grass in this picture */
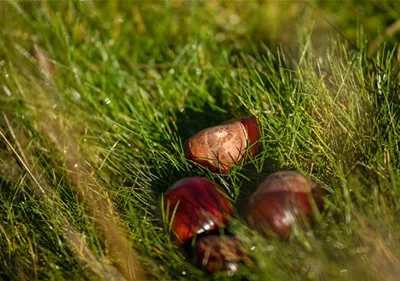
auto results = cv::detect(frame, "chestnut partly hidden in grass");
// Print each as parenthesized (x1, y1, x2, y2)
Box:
(163, 177, 233, 245)
(192, 234, 253, 274)
(184, 116, 261, 173)
(163, 177, 251, 274)
(246, 171, 324, 239)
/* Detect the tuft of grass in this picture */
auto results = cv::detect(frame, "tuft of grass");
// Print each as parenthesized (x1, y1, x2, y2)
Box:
(1, 1, 400, 280)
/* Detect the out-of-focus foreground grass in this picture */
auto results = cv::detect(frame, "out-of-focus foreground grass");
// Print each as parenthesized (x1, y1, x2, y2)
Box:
(0, 1, 400, 280)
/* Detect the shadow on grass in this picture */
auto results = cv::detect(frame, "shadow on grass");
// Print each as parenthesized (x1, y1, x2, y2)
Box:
(234, 156, 282, 217)
(175, 104, 235, 142)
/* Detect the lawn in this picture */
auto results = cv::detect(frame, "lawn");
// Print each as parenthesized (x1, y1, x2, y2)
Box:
(1, 1, 400, 280)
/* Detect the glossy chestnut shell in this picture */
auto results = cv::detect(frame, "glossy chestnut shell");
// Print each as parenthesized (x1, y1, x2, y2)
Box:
(192, 235, 252, 274)
(246, 171, 324, 239)
(184, 116, 261, 173)
(164, 177, 233, 245)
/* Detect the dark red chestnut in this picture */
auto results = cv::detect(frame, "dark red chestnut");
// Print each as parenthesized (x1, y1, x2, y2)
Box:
(164, 177, 233, 245)
(192, 235, 252, 274)
(184, 116, 261, 173)
(246, 171, 324, 239)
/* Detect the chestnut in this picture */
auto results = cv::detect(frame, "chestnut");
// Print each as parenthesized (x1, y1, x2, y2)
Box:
(192, 234, 252, 274)
(246, 171, 324, 239)
(184, 116, 261, 173)
(163, 177, 233, 245)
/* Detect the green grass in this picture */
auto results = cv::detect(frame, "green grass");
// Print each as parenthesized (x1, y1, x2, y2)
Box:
(1, 1, 400, 280)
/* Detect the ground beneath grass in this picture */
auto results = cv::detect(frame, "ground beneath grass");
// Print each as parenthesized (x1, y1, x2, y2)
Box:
(1, 1, 400, 280)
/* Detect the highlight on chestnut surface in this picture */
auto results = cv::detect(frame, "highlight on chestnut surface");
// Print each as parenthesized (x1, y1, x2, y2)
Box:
(163, 177, 233, 245)
(191, 234, 252, 274)
(245, 171, 324, 239)
(184, 116, 261, 173)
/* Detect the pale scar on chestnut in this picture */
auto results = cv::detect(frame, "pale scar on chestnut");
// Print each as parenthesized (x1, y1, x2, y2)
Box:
(186, 121, 248, 171)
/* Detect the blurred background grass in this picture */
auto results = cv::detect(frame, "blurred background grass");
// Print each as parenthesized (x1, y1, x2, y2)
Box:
(0, 1, 400, 280)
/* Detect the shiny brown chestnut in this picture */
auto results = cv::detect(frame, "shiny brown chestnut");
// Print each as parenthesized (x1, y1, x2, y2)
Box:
(192, 235, 252, 274)
(184, 116, 261, 173)
(163, 177, 233, 245)
(246, 171, 324, 239)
